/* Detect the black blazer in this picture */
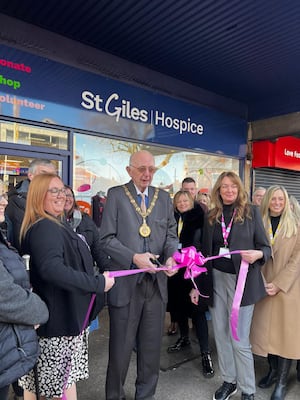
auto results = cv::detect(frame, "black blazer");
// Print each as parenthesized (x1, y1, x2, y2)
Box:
(22, 218, 105, 337)
(200, 205, 271, 306)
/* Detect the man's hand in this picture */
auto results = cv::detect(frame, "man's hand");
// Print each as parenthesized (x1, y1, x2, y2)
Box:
(133, 252, 159, 273)
(163, 256, 178, 277)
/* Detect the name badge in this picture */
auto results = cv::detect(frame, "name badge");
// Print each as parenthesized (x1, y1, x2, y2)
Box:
(219, 247, 231, 259)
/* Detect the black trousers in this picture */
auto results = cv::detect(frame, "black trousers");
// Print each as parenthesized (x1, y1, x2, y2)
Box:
(0, 385, 9, 400)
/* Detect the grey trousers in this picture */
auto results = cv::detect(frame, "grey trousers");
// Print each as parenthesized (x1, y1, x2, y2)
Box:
(209, 269, 256, 395)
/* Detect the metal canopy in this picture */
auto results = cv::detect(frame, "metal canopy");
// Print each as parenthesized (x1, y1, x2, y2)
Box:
(1, 0, 300, 120)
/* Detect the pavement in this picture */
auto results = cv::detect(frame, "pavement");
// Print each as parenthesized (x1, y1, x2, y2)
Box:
(77, 307, 299, 400)
(9, 307, 299, 400)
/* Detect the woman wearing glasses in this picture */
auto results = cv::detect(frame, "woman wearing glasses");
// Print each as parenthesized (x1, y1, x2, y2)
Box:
(19, 174, 114, 400)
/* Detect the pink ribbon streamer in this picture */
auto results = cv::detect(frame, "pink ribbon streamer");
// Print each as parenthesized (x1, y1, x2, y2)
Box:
(108, 246, 249, 341)
(62, 293, 96, 399)
(230, 259, 249, 341)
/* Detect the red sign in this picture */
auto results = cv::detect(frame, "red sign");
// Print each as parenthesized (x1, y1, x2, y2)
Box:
(252, 136, 300, 171)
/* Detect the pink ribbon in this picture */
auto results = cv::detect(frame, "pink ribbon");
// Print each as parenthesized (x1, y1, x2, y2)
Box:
(62, 293, 96, 399)
(230, 259, 249, 341)
(172, 247, 209, 298)
(108, 246, 249, 341)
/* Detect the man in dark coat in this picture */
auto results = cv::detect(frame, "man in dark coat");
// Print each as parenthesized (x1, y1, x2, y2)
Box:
(6, 159, 56, 252)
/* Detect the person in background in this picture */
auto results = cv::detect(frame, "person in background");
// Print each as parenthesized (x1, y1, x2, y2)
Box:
(192, 171, 271, 400)
(289, 195, 300, 381)
(64, 185, 105, 273)
(182, 177, 198, 200)
(197, 191, 211, 209)
(19, 173, 114, 400)
(289, 195, 300, 222)
(99, 150, 178, 400)
(251, 186, 300, 400)
(252, 187, 266, 207)
(6, 158, 56, 252)
(167, 190, 214, 378)
(0, 179, 49, 400)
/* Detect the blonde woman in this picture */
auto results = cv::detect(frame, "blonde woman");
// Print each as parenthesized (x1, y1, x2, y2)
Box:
(167, 190, 214, 377)
(251, 186, 300, 400)
(197, 192, 211, 209)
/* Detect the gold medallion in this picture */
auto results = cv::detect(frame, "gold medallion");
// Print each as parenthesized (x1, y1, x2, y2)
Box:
(139, 222, 151, 238)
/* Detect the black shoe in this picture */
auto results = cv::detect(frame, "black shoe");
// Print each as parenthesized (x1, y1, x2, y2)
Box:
(270, 383, 287, 400)
(201, 352, 215, 378)
(241, 394, 254, 400)
(167, 336, 190, 353)
(213, 382, 237, 400)
(258, 370, 277, 388)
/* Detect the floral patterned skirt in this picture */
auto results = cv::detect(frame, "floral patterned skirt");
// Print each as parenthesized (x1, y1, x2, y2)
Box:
(19, 329, 89, 398)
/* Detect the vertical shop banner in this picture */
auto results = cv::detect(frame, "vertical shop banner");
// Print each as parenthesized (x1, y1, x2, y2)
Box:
(0, 44, 247, 157)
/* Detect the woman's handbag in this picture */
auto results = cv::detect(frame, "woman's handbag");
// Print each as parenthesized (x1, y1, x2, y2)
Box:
(0, 322, 40, 388)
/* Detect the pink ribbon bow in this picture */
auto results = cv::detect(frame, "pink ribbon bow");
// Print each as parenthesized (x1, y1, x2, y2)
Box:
(108, 246, 249, 341)
(173, 246, 209, 297)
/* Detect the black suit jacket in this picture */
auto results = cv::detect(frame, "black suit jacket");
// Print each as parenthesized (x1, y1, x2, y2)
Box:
(200, 205, 271, 306)
(22, 218, 105, 337)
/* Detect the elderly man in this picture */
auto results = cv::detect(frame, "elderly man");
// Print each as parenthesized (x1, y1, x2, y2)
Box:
(252, 187, 266, 206)
(99, 150, 178, 400)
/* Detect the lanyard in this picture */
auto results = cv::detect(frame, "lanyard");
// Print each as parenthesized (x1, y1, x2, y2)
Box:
(177, 216, 183, 237)
(268, 218, 281, 245)
(221, 209, 236, 247)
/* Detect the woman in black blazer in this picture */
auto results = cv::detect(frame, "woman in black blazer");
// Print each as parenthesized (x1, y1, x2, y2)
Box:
(19, 174, 114, 400)
(191, 171, 271, 400)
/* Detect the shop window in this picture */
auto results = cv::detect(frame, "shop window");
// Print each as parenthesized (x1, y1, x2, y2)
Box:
(0, 120, 68, 150)
(73, 133, 239, 215)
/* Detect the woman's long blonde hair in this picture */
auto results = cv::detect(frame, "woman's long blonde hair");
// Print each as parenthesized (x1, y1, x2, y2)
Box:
(20, 173, 62, 241)
(260, 185, 298, 238)
(208, 171, 250, 225)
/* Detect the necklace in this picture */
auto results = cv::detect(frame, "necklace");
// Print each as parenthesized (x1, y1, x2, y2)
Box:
(123, 185, 159, 237)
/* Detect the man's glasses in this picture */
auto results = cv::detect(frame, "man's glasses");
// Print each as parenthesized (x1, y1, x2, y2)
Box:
(130, 165, 157, 174)
(47, 188, 67, 196)
(0, 193, 8, 201)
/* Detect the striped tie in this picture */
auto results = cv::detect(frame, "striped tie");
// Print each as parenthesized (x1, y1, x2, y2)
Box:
(140, 193, 147, 213)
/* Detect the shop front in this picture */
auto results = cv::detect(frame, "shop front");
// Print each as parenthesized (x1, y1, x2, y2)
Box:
(0, 44, 247, 212)
(252, 136, 300, 200)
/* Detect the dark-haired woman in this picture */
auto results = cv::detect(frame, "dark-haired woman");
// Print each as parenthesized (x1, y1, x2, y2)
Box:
(192, 171, 271, 400)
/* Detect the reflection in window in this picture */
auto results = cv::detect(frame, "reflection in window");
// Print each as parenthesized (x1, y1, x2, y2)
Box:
(0, 120, 68, 150)
(73, 133, 239, 211)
